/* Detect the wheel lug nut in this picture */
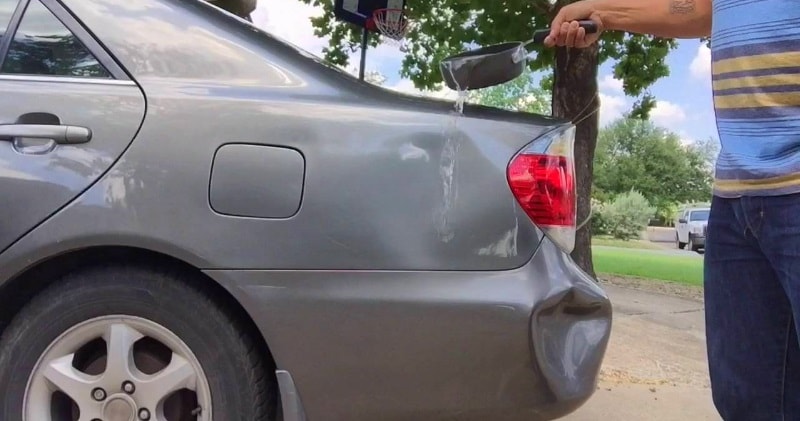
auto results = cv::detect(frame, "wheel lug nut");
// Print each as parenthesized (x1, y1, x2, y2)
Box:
(122, 380, 135, 394)
(138, 408, 151, 420)
(91, 387, 106, 401)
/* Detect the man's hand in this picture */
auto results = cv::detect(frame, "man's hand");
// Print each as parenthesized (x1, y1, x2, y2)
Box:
(542, 0, 712, 45)
(544, 1, 605, 48)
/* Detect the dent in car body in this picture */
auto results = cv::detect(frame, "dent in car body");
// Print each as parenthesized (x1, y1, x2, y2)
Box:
(206, 237, 611, 421)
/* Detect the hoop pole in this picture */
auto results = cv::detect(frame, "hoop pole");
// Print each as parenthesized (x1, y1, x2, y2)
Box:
(359, 27, 368, 81)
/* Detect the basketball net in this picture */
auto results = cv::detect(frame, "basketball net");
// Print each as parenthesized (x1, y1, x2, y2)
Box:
(370, 8, 413, 52)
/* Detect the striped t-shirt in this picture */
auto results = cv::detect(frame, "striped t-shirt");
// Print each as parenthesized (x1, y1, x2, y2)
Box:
(711, 0, 800, 198)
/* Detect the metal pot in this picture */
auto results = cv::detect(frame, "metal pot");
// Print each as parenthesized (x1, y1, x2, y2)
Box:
(440, 21, 598, 91)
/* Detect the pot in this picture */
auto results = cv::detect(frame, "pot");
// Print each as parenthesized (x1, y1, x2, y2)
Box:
(440, 20, 598, 91)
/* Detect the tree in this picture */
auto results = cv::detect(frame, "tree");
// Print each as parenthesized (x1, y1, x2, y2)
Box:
(295, 0, 678, 276)
(468, 68, 551, 114)
(593, 118, 713, 222)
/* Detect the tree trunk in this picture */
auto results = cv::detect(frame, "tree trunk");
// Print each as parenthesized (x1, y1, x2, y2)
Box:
(551, 44, 599, 278)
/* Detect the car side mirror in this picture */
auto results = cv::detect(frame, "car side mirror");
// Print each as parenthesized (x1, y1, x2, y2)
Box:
(678, 219, 687, 224)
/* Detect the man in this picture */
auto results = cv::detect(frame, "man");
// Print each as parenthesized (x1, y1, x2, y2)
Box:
(543, 1, 800, 419)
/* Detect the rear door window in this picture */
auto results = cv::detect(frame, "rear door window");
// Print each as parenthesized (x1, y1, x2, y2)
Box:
(1, 0, 110, 78)
(0, 0, 17, 43)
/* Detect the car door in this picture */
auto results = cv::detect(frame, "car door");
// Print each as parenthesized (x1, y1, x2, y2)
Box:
(677, 210, 689, 243)
(0, 0, 145, 252)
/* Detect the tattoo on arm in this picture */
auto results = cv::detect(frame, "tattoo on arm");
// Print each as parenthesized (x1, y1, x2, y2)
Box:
(670, 0, 696, 14)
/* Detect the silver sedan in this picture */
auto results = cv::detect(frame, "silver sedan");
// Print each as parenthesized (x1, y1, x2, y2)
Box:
(0, 0, 612, 420)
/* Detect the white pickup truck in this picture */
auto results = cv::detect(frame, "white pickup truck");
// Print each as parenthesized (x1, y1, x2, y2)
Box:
(675, 206, 710, 253)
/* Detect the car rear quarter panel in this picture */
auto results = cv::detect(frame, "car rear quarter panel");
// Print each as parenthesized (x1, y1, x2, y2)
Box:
(37, 0, 566, 272)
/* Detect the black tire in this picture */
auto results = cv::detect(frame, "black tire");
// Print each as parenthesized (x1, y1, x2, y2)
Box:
(0, 264, 275, 421)
(676, 233, 686, 250)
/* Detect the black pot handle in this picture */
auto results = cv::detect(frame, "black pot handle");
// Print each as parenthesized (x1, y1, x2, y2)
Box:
(532, 20, 599, 44)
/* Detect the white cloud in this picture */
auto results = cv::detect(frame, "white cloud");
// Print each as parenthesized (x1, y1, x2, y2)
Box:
(677, 130, 695, 146)
(599, 93, 628, 126)
(250, 0, 328, 55)
(651, 100, 687, 127)
(597, 74, 628, 126)
(690, 44, 711, 81)
(599, 74, 624, 93)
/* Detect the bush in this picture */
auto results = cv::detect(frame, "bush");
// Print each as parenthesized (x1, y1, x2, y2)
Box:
(601, 190, 657, 240)
(590, 198, 611, 236)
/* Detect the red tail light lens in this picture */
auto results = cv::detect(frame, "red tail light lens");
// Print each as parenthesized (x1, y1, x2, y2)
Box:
(507, 125, 577, 252)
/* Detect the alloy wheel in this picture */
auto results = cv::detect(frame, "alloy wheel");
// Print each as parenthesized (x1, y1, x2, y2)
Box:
(23, 315, 212, 421)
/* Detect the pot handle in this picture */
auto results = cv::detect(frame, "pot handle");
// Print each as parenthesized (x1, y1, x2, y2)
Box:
(531, 20, 599, 45)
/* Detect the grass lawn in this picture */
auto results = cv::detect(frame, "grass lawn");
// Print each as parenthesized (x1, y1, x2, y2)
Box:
(592, 246, 704, 286)
(591, 235, 664, 250)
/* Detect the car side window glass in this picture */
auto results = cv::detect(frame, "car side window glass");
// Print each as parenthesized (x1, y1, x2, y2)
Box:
(0, 0, 16, 43)
(1, 0, 110, 78)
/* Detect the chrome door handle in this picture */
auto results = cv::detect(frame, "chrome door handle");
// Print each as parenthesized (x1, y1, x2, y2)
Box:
(0, 124, 92, 144)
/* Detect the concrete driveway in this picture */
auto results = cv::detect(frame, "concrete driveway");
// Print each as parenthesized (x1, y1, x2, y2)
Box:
(563, 277, 721, 420)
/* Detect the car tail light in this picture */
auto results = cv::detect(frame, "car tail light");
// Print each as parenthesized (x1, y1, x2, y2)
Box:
(507, 125, 577, 253)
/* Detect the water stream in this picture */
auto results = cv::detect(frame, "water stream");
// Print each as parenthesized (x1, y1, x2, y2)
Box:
(435, 62, 470, 242)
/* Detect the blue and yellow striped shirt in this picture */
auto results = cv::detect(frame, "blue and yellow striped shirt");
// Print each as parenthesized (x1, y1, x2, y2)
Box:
(711, 0, 800, 197)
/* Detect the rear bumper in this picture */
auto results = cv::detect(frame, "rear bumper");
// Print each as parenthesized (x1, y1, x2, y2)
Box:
(207, 238, 612, 421)
(689, 234, 706, 248)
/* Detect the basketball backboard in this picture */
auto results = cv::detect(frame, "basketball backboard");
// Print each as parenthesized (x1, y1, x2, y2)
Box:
(333, 0, 407, 30)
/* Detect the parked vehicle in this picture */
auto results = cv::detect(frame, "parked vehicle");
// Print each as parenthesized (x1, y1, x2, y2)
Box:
(0, 0, 612, 420)
(675, 206, 710, 252)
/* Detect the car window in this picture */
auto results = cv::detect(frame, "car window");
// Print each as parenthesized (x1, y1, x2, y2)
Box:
(0, 0, 16, 43)
(690, 210, 710, 221)
(1, 0, 110, 78)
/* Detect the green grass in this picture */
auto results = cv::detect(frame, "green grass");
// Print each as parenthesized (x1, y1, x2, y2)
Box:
(591, 235, 664, 250)
(592, 247, 704, 286)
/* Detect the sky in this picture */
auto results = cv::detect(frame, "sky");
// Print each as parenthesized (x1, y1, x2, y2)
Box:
(249, 0, 718, 145)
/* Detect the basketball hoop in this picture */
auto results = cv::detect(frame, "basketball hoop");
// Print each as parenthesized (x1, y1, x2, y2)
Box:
(369, 8, 413, 52)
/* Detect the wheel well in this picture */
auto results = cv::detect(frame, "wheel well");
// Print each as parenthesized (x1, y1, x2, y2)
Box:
(0, 246, 279, 398)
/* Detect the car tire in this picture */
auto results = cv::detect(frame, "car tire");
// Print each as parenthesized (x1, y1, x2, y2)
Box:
(0, 264, 275, 421)
(676, 233, 686, 250)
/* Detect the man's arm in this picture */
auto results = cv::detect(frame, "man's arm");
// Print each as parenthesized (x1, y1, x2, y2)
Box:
(598, 0, 712, 37)
(544, 0, 712, 48)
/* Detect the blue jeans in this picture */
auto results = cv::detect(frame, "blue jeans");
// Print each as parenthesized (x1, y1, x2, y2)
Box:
(705, 193, 800, 420)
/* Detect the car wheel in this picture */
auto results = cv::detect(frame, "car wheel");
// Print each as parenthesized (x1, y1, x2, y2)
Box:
(0, 265, 275, 421)
(676, 233, 686, 250)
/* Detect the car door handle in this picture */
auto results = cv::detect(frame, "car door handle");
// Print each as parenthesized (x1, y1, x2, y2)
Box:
(0, 124, 92, 144)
